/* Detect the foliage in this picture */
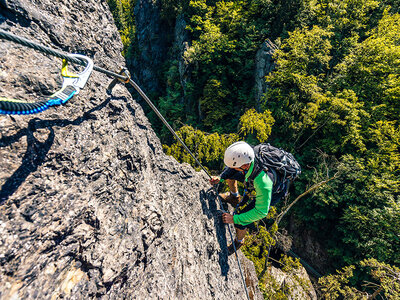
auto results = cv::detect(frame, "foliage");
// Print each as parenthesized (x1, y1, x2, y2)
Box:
(339, 198, 400, 265)
(360, 258, 400, 299)
(242, 219, 278, 276)
(279, 254, 302, 273)
(180, 0, 281, 133)
(158, 61, 186, 141)
(318, 265, 367, 299)
(238, 108, 275, 144)
(245, 0, 318, 40)
(199, 78, 230, 129)
(163, 107, 275, 169)
(159, 0, 186, 24)
(106, 0, 135, 57)
(318, 258, 400, 299)
(163, 125, 239, 171)
(334, 12, 400, 120)
(262, 4, 400, 271)
(313, 0, 380, 64)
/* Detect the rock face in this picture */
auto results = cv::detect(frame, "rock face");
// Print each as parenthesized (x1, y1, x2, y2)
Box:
(268, 266, 317, 300)
(175, 14, 193, 115)
(288, 215, 333, 275)
(254, 39, 278, 111)
(130, 0, 169, 96)
(0, 1, 262, 299)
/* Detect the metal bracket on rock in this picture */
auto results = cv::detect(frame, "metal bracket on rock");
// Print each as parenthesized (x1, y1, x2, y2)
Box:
(106, 67, 130, 94)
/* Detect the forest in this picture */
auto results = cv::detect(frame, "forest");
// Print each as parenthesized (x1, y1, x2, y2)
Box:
(107, 0, 399, 298)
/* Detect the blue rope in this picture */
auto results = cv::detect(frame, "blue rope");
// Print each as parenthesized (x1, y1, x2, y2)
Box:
(0, 90, 76, 115)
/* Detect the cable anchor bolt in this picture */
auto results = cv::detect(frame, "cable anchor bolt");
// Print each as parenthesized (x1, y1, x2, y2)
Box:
(107, 67, 130, 94)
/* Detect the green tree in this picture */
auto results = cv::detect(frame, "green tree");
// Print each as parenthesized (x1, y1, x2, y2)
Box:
(318, 265, 367, 299)
(107, 0, 136, 57)
(360, 258, 400, 298)
(334, 12, 400, 120)
(199, 79, 230, 130)
(262, 2, 400, 272)
(163, 125, 239, 171)
(238, 108, 275, 144)
(318, 259, 400, 299)
(263, 25, 333, 145)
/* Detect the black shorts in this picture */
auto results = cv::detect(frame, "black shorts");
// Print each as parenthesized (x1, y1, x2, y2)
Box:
(234, 199, 256, 230)
(220, 167, 246, 182)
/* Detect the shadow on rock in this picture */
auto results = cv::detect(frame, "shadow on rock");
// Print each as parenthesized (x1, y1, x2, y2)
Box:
(199, 187, 230, 279)
(0, 96, 127, 204)
(0, 121, 54, 205)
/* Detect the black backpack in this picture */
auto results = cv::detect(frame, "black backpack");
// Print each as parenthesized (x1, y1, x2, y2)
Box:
(247, 143, 301, 206)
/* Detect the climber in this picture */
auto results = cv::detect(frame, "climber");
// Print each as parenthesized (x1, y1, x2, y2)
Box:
(209, 141, 273, 255)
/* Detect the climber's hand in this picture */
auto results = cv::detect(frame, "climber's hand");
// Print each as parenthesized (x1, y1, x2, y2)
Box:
(222, 213, 234, 224)
(209, 176, 220, 186)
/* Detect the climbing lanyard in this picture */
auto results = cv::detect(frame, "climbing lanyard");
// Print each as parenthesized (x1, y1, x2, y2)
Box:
(0, 54, 93, 115)
(0, 28, 250, 299)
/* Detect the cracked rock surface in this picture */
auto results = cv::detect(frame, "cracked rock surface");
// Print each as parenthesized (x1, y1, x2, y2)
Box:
(0, 0, 262, 299)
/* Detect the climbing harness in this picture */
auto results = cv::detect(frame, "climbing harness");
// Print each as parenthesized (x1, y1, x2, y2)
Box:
(0, 28, 250, 299)
(0, 54, 93, 115)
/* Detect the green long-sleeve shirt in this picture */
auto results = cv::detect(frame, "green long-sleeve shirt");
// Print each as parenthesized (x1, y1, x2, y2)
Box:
(233, 161, 273, 226)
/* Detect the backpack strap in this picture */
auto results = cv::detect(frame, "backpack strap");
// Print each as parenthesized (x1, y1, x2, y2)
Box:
(248, 145, 276, 179)
(266, 168, 276, 185)
(246, 158, 276, 192)
(247, 145, 263, 182)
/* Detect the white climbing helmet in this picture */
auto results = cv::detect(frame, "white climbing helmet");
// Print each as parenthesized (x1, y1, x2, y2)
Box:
(224, 141, 255, 168)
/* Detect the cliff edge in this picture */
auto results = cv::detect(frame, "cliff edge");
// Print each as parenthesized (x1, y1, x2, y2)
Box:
(0, 0, 262, 299)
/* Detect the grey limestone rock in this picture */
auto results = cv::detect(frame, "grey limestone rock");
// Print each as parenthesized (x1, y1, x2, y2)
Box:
(0, 0, 262, 299)
(254, 39, 278, 111)
(130, 0, 169, 96)
(268, 266, 317, 300)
